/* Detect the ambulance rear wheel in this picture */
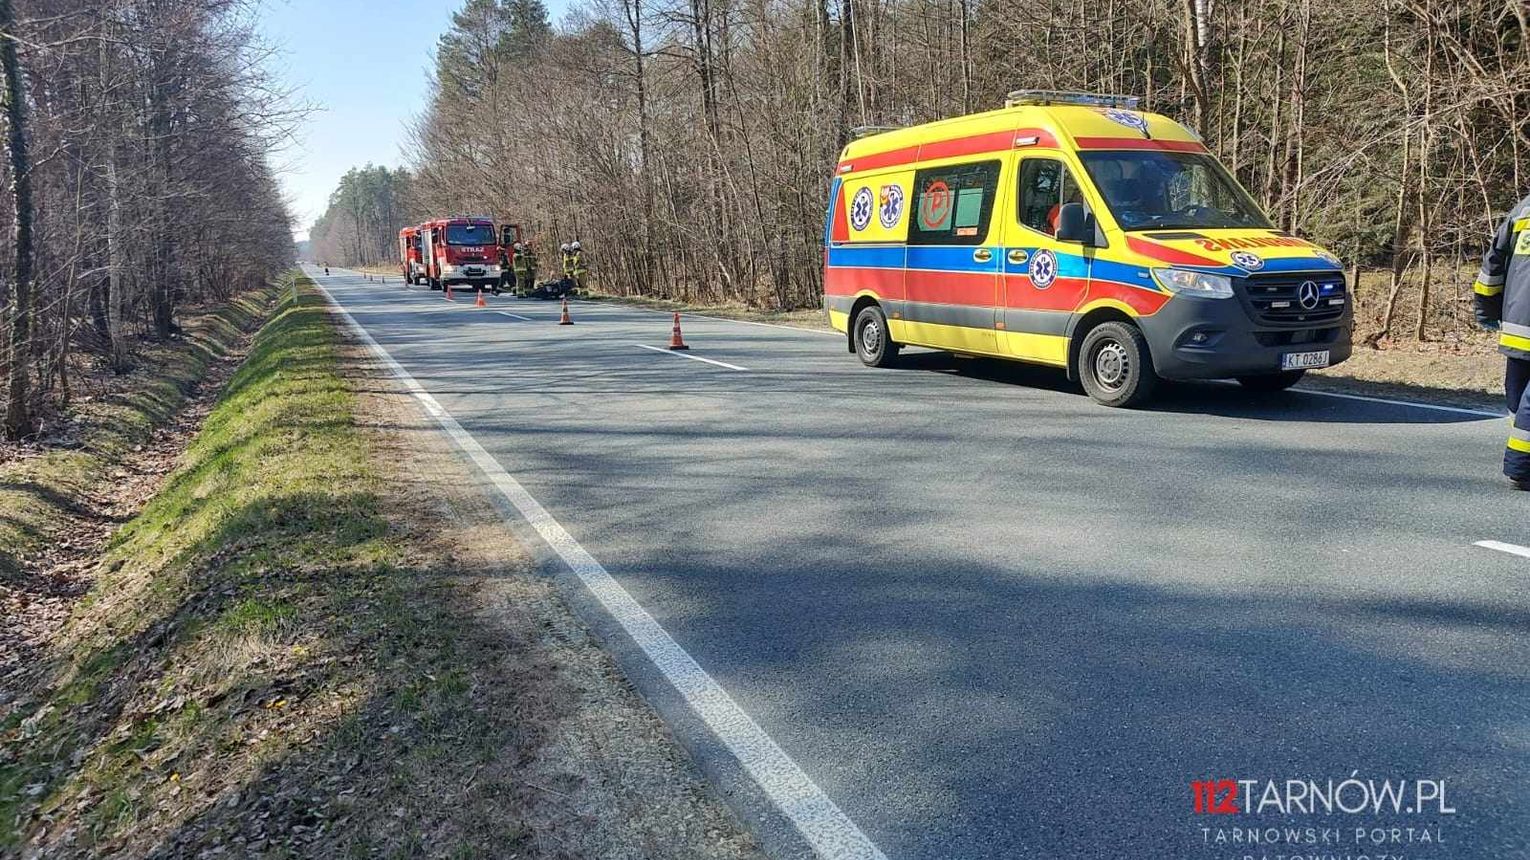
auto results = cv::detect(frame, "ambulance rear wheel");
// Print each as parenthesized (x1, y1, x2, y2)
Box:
(1236, 370, 1305, 392)
(854, 305, 900, 368)
(1078, 321, 1158, 408)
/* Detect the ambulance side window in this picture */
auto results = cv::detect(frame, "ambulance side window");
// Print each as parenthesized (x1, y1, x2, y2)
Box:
(1018, 158, 1082, 237)
(908, 160, 1000, 246)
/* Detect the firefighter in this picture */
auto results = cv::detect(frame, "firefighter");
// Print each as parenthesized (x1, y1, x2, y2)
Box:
(514, 242, 537, 297)
(496, 244, 511, 295)
(569, 241, 588, 295)
(1473, 191, 1530, 489)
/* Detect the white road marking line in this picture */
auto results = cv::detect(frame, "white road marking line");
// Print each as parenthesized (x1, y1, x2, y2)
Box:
(633, 342, 749, 371)
(580, 299, 841, 337)
(1290, 387, 1502, 418)
(340, 274, 1498, 418)
(496, 311, 534, 321)
(315, 280, 883, 860)
(1474, 540, 1530, 559)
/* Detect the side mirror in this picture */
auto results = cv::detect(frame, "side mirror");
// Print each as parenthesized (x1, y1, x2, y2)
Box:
(1055, 202, 1094, 245)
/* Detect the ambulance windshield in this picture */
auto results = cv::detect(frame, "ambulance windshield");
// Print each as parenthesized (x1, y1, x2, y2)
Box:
(1078, 151, 1271, 232)
(446, 224, 494, 245)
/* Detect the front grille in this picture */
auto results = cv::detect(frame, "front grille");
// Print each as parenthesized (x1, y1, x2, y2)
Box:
(1238, 272, 1347, 325)
(1253, 328, 1342, 348)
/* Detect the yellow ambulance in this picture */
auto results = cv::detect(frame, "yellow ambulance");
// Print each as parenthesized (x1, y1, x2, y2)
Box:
(823, 91, 1351, 406)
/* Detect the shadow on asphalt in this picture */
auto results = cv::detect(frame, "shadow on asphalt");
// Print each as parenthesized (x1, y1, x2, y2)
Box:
(891, 352, 1492, 425)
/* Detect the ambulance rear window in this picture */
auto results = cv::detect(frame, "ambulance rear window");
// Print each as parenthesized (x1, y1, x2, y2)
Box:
(909, 160, 1000, 246)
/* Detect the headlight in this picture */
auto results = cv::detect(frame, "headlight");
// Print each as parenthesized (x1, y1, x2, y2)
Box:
(1151, 267, 1235, 299)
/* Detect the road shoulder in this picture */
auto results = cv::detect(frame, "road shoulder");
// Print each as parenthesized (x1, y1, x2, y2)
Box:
(1, 277, 762, 859)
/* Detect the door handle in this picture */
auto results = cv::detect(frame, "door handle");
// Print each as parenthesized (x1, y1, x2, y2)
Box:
(1007, 248, 1030, 265)
(973, 248, 993, 263)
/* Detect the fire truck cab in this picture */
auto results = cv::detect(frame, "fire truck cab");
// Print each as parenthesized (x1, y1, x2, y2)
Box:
(398, 226, 424, 284)
(419, 217, 502, 292)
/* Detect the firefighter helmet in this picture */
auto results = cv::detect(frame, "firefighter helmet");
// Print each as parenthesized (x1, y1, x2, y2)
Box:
(571, 241, 582, 251)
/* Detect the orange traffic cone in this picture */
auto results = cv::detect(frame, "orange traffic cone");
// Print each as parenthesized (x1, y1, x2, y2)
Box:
(558, 298, 574, 325)
(475, 289, 487, 308)
(446, 284, 454, 301)
(667, 313, 689, 350)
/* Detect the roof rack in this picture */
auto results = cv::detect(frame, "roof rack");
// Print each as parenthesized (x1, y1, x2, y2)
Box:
(849, 125, 903, 139)
(1005, 90, 1140, 109)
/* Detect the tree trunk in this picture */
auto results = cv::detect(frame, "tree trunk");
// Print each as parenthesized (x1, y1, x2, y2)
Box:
(106, 142, 128, 371)
(1, 0, 36, 439)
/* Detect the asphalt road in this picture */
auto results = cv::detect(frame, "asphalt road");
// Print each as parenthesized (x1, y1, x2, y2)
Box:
(308, 266, 1528, 860)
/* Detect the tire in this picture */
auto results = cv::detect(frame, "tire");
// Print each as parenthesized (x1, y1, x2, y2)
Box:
(1236, 369, 1305, 392)
(1077, 321, 1159, 407)
(430, 279, 441, 291)
(853, 304, 900, 368)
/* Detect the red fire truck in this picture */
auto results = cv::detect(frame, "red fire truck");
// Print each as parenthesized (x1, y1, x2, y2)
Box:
(416, 217, 502, 292)
(398, 226, 424, 284)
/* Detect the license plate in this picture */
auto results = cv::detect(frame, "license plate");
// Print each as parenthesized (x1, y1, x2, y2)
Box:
(1281, 350, 1330, 370)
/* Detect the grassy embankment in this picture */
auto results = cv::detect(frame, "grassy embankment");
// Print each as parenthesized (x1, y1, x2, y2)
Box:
(0, 289, 279, 584)
(1, 276, 759, 858)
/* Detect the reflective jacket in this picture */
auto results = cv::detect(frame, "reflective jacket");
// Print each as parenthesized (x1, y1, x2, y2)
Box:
(1475, 192, 1530, 360)
(570, 251, 587, 278)
(514, 249, 535, 276)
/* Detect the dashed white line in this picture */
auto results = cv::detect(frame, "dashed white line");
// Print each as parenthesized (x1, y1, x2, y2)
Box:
(580, 299, 841, 337)
(634, 342, 750, 371)
(496, 311, 534, 321)
(314, 277, 882, 860)
(1474, 540, 1530, 559)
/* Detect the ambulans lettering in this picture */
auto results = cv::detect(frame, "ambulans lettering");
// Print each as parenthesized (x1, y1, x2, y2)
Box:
(879, 184, 905, 229)
(1195, 235, 1315, 252)
(850, 187, 874, 232)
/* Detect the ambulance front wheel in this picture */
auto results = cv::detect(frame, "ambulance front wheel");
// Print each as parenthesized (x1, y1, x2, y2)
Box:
(854, 305, 900, 368)
(1078, 321, 1158, 408)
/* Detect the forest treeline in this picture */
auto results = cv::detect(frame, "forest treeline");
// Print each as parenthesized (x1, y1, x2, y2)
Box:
(0, 0, 295, 440)
(314, 0, 1526, 338)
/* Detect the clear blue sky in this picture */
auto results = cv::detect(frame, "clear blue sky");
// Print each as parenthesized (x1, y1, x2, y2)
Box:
(255, 0, 568, 241)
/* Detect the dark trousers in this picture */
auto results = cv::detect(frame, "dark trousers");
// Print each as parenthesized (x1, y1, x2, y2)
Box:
(1505, 357, 1530, 479)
